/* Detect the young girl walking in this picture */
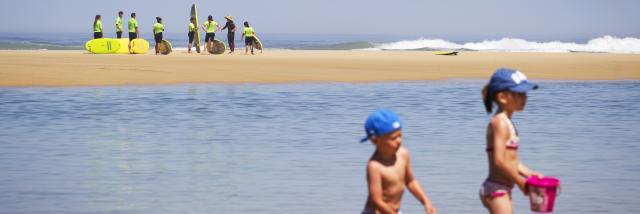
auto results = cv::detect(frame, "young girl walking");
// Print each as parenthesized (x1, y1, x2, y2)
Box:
(480, 68, 544, 213)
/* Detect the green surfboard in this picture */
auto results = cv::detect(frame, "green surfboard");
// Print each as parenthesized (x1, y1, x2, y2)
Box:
(191, 4, 201, 53)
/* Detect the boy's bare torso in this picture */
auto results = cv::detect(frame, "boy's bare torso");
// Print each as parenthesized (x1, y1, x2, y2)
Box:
(365, 147, 409, 212)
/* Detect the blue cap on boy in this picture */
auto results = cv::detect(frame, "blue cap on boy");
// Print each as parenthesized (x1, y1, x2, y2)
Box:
(360, 108, 403, 143)
(488, 68, 539, 98)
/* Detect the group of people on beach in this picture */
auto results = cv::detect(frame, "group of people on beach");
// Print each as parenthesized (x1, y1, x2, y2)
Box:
(92, 11, 259, 55)
(361, 68, 545, 214)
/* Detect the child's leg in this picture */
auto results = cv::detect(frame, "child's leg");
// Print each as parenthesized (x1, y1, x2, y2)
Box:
(482, 196, 512, 214)
(479, 180, 514, 214)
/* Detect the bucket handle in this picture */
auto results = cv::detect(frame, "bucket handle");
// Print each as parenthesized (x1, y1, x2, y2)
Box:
(556, 184, 561, 195)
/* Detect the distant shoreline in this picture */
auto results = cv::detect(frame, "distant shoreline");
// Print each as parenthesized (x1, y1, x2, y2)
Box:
(1, 50, 639, 87)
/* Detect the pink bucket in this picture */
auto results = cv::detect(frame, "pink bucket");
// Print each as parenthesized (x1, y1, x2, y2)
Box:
(526, 176, 560, 213)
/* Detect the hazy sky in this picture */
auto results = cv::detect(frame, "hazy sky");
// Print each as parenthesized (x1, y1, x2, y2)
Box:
(1, 0, 639, 40)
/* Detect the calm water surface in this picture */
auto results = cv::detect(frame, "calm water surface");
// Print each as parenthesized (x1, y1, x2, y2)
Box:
(1, 81, 639, 213)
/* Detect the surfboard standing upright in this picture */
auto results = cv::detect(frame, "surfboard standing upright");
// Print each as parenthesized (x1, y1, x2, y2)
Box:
(191, 3, 201, 53)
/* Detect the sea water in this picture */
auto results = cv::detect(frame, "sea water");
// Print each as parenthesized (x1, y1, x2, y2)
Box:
(1, 81, 639, 213)
(2, 32, 640, 53)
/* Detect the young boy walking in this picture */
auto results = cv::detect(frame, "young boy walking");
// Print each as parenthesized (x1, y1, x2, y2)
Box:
(360, 109, 437, 214)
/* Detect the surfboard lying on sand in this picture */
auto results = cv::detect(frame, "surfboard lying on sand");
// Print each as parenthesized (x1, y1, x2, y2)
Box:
(158, 39, 173, 55)
(191, 4, 201, 53)
(130, 39, 150, 54)
(85, 38, 121, 54)
(206, 39, 226, 54)
(253, 35, 263, 50)
(434, 51, 458, 56)
(115, 38, 130, 54)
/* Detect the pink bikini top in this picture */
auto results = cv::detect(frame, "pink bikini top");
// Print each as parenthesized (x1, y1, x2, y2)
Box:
(486, 119, 520, 152)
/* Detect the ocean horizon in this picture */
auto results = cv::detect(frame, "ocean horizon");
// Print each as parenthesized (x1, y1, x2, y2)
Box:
(1, 32, 640, 53)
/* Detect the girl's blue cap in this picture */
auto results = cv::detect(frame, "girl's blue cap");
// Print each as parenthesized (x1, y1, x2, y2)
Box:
(360, 108, 402, 143)
(488, 68, 538, 97)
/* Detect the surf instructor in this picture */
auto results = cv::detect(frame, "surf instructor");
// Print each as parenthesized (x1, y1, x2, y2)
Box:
(202, 15, 220, 54)
(221, 15, 236, 54)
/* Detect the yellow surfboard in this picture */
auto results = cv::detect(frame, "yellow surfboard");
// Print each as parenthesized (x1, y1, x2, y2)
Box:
(115, 38, 130, 54)
(86, 38, 121, 54)
(130, 39, 149, 54)
(434, 51, 458, 56)
(85, 40, 91, 52)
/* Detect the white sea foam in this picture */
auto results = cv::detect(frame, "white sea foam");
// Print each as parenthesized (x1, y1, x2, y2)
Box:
(371, 35, 640, 53)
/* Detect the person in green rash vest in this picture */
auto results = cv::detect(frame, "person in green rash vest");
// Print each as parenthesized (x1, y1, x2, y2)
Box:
(202, 15, 220, 53)
(127, 12, 139, 52)
(188, 17, 196, 54)
(241, 21, 255, 55)
(93, 14, 103, 39)
(153, 17, 164, 55)
(115, 11, 124, 38)
(128, 12, 139, 41)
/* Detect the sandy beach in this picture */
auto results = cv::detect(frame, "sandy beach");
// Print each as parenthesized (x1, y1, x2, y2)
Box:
(1, 50, 639, 87)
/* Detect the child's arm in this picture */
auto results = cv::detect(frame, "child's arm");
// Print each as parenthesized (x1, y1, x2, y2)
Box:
(367, 162, 397, 214)
(403, 149, 437, 214)
(490, 118, 527, 193)
(518, 162, 543, 178)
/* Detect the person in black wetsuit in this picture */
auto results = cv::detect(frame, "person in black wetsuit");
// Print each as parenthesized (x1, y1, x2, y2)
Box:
(221, 15, 236, 54)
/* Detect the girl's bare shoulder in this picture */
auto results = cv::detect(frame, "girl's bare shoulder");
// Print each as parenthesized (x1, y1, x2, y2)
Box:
(489, 114, 509, 130)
